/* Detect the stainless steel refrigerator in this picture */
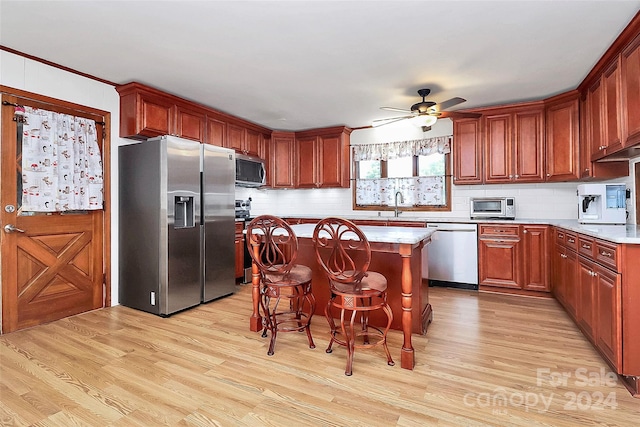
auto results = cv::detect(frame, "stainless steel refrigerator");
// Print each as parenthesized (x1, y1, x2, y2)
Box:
(119, 135, 236, 316)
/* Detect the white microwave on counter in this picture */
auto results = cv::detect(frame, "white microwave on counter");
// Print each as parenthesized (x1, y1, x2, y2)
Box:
(470, 197, 516, 220)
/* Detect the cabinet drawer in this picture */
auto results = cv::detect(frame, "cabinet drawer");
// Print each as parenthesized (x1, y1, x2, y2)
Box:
(564, 231, 578, 251)
(235, 221, 244, 237)
(595, 240, 620, 271)
(555, 229, 566, 245)
(578, 235, 596, 258)
(479, 224, 519, 237)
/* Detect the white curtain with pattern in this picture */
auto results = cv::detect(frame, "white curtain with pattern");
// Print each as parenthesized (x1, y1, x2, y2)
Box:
(21, 107, 103, 212)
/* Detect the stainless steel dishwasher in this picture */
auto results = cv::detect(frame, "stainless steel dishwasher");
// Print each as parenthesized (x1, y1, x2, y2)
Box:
(422, 222, 478, 290)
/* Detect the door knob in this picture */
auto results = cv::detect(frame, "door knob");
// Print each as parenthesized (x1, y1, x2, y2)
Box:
(4, 224, 25, 233)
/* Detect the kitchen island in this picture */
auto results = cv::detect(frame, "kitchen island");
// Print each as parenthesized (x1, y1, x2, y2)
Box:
(248, 223, 434, 370)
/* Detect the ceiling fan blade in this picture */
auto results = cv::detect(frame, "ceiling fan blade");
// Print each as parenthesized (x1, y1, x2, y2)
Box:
(438, 111, 482, 119)
(380, 106, 413, 113)
(432, 97, 467, 112)
(371, 116, 414, 127)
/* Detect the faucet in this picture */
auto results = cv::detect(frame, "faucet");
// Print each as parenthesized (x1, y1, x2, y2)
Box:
(394, 191, 404, 217)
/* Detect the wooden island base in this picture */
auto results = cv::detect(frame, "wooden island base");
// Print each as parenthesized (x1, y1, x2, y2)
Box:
(249, 224, 433, 370)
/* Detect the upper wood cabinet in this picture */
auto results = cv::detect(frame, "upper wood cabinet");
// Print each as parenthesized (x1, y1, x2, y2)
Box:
(621, 33, 640, 147)
(205, 117, 226, 147)
(453, 103, 545, 185)
(295, 126, 351, 189)
(225, 124, 263, 157)
(545, 93, 580, 181)
(118, 82, 206, 141)
(117, 82, 272, 155)
(270, 131, 296, 188)
(483, 106, 544, 183)
(452, 118, 482, 184)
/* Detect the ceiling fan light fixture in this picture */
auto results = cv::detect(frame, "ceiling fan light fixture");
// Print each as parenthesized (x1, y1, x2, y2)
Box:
(412, 115, 437, 128)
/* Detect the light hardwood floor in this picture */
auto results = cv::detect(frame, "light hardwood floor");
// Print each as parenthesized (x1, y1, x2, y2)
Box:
(1, 285, 638, 426)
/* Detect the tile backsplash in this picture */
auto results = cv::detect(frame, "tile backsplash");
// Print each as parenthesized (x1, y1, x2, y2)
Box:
(236, 181, 619, 221)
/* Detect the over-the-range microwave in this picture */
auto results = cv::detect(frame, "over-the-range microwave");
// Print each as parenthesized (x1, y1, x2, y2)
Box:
(470, 197, 516, 219)
(235, 153, 266, 187)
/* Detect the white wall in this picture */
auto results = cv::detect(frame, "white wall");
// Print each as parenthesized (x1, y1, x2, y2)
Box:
(239, 118, 592, 222)
(1, 51, 125, 305)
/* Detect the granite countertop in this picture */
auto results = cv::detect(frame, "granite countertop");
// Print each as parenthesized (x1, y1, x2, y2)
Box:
(289, 223, 435, 245)
(279, 215, 640, 244)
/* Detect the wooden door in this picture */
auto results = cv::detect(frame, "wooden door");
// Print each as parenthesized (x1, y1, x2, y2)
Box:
(484, 113, 512, 183)
(621, 33, 640, 147)
(588, 79, 605, 160)
(318, 134, 344, 188)
(175, 105, 205, 142)
(552, 244, 566, 304)
(295, 136, 318, 188)
(226, 123, 246, 153)
(270, 131, 295, 188)
(595, 265, 622, 370)
(577, 258, 597, 342)
(521, 225, 549, 291)
(603, 58, 623, 154)
(1, 92, 107, 333)
(245, 129, 262, 157)
(513, 109, 545, 182)
(206, 117, 226, 147)
(546, 96, 580, 181)
(452, 118, 483, 184)
(563, 248, 578, 320)
(478, 237, 521, 289)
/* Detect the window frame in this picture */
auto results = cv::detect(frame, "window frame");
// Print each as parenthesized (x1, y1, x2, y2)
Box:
(352, 152, 452, 212)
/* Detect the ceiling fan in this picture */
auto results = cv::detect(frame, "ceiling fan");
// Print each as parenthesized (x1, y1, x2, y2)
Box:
(373, 88, 481, 130)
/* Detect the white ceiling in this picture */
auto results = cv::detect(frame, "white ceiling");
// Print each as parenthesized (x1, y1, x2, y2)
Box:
(1, 1, 639, 131)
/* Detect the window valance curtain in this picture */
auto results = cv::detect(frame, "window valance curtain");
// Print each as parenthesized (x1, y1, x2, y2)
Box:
(352, 135, 452, 161)
(21, 106, 104, 212)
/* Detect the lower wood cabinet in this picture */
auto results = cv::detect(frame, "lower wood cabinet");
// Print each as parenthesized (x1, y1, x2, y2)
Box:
(552, 227, 624, 373)
(478, 224, 549, 293)
(235, 222, 244, 279)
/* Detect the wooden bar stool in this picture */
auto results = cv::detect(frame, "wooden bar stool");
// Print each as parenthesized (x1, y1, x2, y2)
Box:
(246, 215, 315, 355)
(312, 217, 394, 375)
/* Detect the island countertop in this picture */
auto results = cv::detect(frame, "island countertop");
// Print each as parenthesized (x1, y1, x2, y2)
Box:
(289, 223, 436, 245)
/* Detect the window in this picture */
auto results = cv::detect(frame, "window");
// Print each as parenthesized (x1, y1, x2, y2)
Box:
(352, 137, 452, 212)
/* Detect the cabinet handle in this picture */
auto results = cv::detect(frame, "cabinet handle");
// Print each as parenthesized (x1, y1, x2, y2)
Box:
(546, 173, 551, 177)
(523, 229, 528, 233)
(509, 174, 513, 179)
(567, 238, 575, 243)
(582, 243, 591, 249)
(558, 233, 564, 239)
(600, 250, 612, 258)
(515, 174, 519, 179)
(561, 253, 567, 259)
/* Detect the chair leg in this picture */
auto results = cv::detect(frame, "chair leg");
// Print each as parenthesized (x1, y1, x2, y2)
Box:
(344, 309, 357, 376)
(304, 293, 316, 349)
(325, 299, 336, 354)
(382, 302, 395, 367)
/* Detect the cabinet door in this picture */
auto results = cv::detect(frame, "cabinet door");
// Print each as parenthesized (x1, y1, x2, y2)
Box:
(271, 132, 295, 188)
(206, 117, 226, 147)
(588, 79, 605, 160)
(621, 34, 640, 147)
(577, 258, 597, 342)
(245, 129, 262, 157)
(595, 265, 622, 370)
(296, 136, 318, 188)
(552, 244, 566, 304)
(478, 238, 520, 289)
(484, 114, 512, 183)
(318, 134, 345, 187)
(564, 248, 578, 320)
(546, 97, 579, 181)
(514, 110, 545, 182)
(522, 225, 549, 291)
(227, 123, 246, 153)
(138, 94, 174, 137)
(175, 105, 205, 142)
(453, 119, 483, 184)
(603, 58, 623, 154)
